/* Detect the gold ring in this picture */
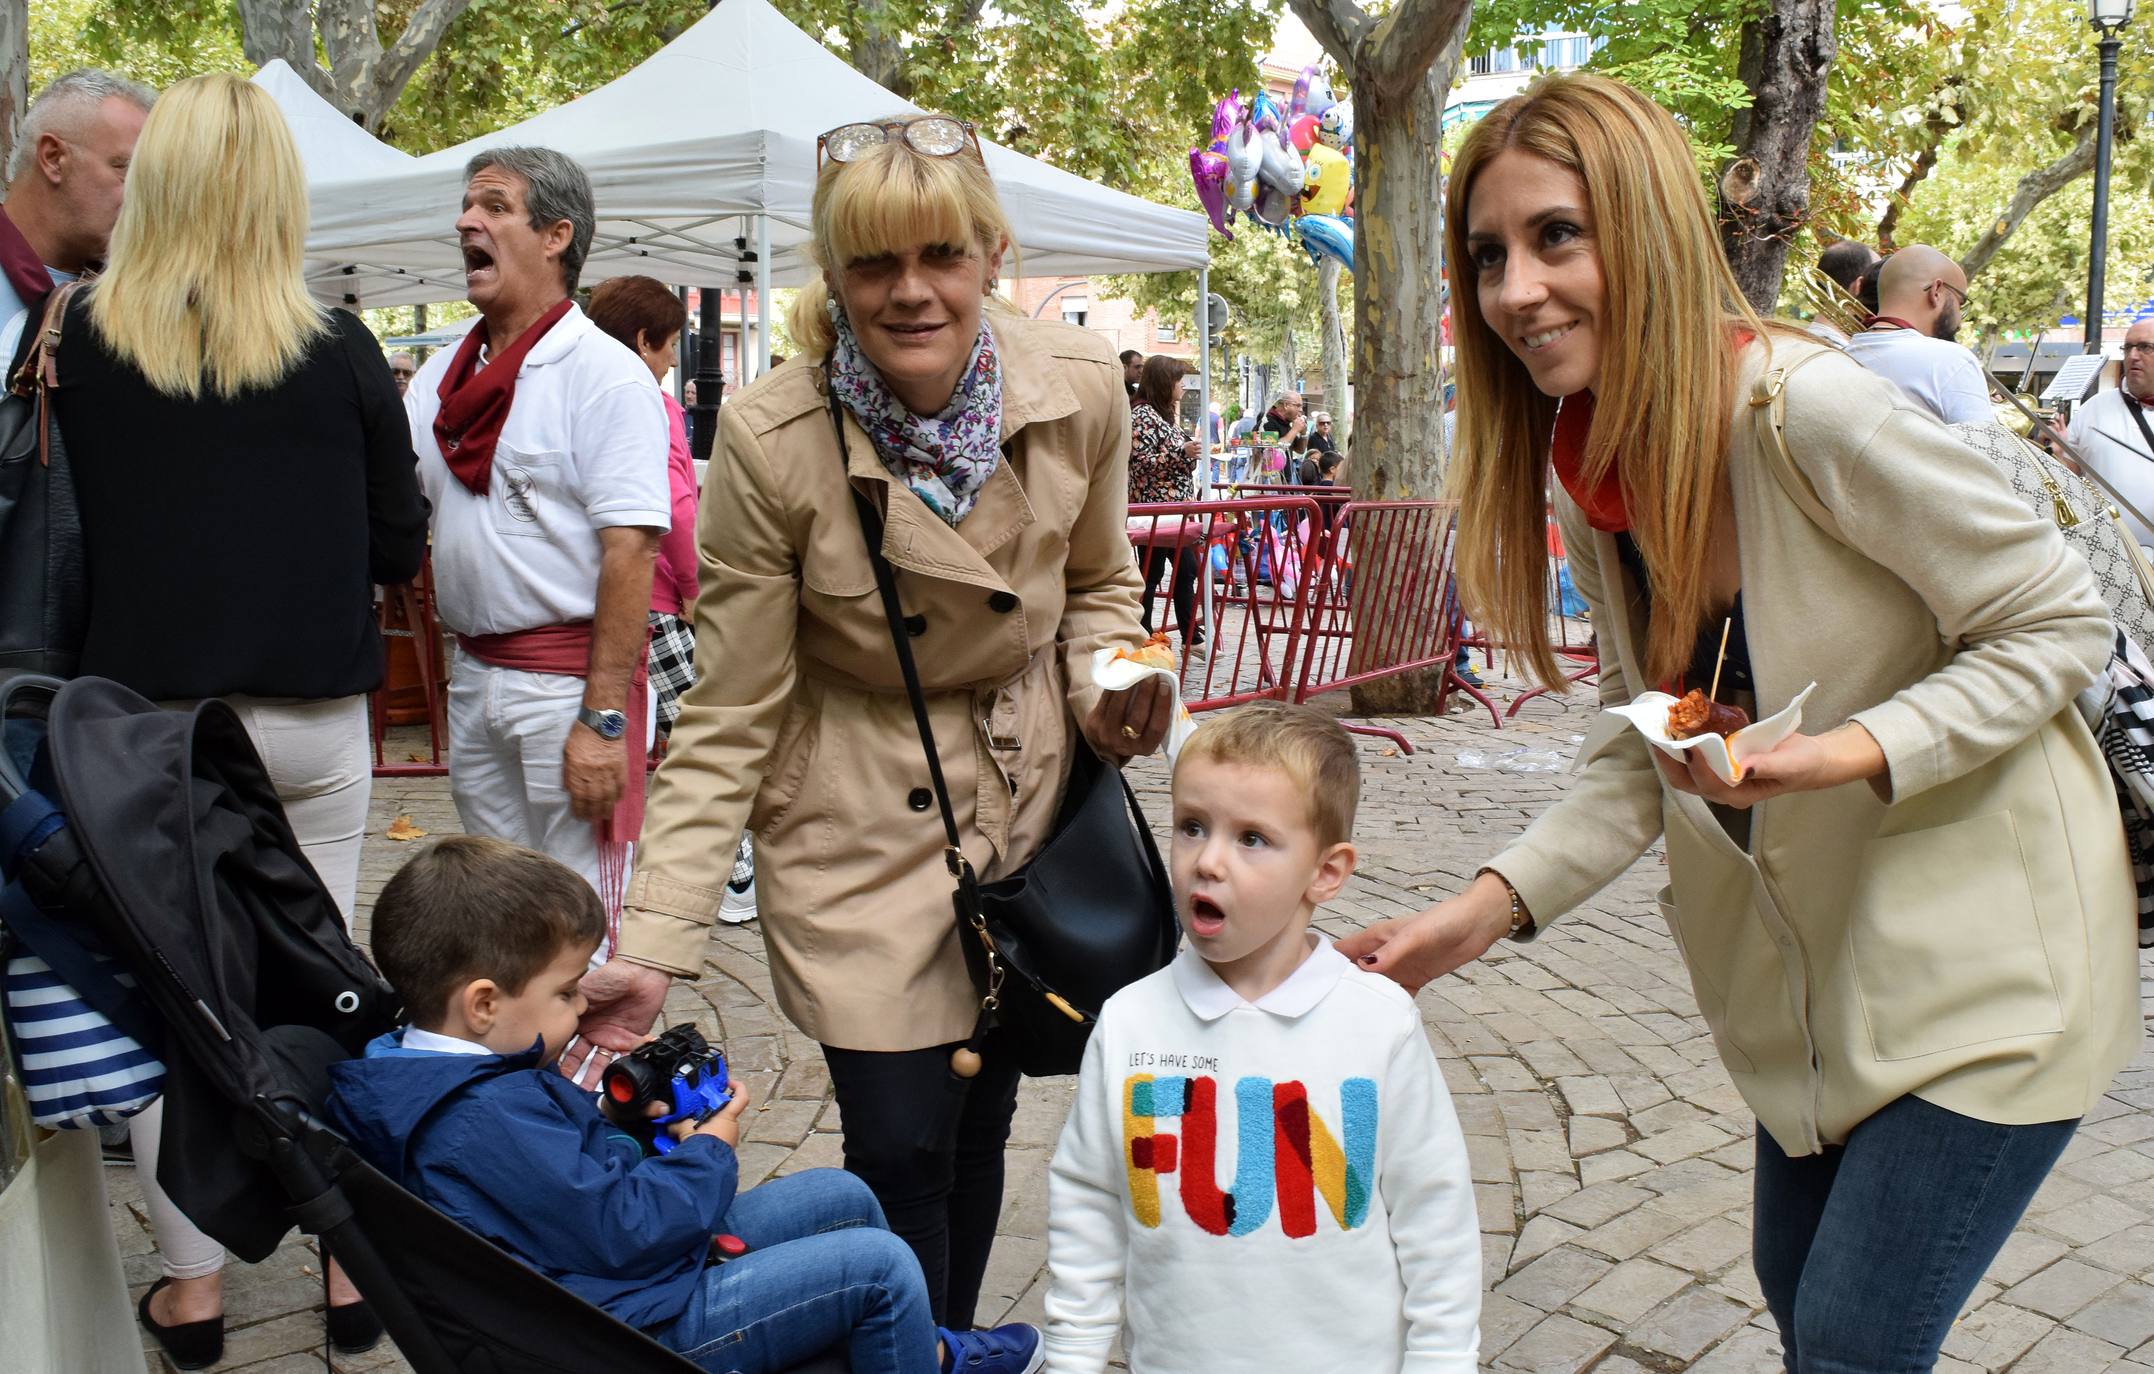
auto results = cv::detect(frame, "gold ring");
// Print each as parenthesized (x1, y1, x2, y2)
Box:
(1121, 724, 1139, 740)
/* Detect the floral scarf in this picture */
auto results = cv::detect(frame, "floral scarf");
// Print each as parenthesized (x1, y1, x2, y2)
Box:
(827, 302, 1004, 526)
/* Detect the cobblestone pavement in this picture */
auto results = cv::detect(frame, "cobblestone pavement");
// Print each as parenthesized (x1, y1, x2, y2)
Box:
(109, 676, 2154, 1373)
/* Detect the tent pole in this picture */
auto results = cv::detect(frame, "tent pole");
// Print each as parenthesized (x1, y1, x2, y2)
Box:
(691, 285, 723, 462)
(1197, 265, 1213, 675)
(756, 214, 773, 375)
(1196, 267, 1211, 500)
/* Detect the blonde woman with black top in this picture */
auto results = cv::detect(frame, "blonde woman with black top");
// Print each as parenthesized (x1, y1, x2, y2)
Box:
(51, 73, 426, 1367)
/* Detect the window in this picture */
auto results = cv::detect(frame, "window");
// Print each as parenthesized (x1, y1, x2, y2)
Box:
(1156, 320, 1178, 343)
(1061, 297, 1088, 327)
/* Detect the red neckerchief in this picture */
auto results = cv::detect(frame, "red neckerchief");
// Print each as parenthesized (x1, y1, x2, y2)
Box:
(1867, 316, 1922, 333)
(0, 206, 54, 325)
(432, 298, 575, 495)
(1550, 392, 1628, 532)
(1548, 328, 1759, 535)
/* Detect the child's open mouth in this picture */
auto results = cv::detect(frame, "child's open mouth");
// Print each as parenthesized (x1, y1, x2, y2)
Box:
(1188, 894, 1226, 938)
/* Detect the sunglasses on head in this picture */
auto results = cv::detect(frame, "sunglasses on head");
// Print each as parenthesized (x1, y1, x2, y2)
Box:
(818, 116, 981, 171)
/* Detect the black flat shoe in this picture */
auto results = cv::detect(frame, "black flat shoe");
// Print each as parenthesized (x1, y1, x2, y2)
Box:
(320, 1242, 384, 1355)
(137, 1276, 224, 1371)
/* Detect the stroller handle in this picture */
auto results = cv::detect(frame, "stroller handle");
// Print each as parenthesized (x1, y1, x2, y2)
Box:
(0, 671, 63, 804)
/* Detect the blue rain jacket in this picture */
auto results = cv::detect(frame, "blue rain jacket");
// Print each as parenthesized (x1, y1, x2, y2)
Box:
(325, 1031, 735, 1329)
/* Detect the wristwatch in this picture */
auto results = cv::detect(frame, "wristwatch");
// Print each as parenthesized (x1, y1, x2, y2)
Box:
(576, 705, 628, 741)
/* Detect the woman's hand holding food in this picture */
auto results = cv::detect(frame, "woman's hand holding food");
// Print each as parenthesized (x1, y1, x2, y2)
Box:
(1651, 722, 1888, 809)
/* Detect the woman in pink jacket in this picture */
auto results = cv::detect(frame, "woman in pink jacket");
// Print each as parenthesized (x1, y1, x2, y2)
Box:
(587, 276, 700, 733)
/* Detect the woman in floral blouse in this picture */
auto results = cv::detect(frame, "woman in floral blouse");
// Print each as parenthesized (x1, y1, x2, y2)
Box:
(1127, 354, 1206, 653)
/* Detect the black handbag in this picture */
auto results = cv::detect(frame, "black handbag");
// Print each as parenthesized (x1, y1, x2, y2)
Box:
(0, 281, 89, 678)
(826, 384, 1179, 1077)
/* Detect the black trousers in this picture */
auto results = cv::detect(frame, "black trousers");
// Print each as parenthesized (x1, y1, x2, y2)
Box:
(820, 1035, 1021, 1330)
(1139, 544, 1203, 643)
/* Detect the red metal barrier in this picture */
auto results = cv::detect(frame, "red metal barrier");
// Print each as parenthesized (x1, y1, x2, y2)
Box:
(1286, 500, 1495, 747)
(1473, 511, 1600, 720)
(1127, 496, 1324, 713)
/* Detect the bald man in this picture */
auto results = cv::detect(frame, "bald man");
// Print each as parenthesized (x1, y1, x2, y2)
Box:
(2068, 318, 2154, 549)
(1843, 245, 1994, 425)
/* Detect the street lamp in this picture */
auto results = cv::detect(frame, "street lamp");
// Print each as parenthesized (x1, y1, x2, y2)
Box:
(2085, 0, 2136, 351)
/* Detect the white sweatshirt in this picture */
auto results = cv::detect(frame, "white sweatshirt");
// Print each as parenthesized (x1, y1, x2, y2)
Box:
(1043, 939, 1481, 1373)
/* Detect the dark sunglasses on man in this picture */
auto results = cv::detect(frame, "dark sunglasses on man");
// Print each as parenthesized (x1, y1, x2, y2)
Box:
(817, 116, 981, 170)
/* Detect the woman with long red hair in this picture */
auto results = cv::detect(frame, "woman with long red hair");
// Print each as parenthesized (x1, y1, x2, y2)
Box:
(1345, 72, 2138, 1369)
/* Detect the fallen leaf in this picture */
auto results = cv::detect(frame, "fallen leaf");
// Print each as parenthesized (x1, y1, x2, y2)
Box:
(406, 751, 429, 763)
(1380, 747, 1400, 758)
(384, 815, 427, 842)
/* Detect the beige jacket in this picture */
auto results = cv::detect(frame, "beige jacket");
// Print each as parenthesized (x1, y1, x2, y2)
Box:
(620, 315, 1145, 1050)
(1489, 336, 2142, 1155)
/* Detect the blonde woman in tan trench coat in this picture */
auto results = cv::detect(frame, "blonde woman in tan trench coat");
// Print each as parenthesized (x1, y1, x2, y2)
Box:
(569, 117, 1168, 1331)
(1344, 76, 2140, 1372)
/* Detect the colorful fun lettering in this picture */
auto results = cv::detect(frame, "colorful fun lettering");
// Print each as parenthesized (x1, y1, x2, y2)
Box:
(1122, 1072, 1378, 1238)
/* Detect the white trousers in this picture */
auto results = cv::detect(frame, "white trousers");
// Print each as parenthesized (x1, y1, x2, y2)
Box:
(445, 649, 606, 892)
(135, 693, 371, 1280)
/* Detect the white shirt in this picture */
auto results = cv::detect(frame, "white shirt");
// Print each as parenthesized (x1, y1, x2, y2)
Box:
(2069, 386, 2154, 549)
(400, 1026, 494, 1056)
(0, 265, 76, 366)
(1842, 327, 1995, 425)
(406, 305, 669, 636)
(1044, 939, 1480, 1374)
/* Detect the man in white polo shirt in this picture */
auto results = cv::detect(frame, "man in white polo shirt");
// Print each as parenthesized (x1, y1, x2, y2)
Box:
(405, 146, 668, 932)
(1843, 245, 1994, 425)
(2069, 318, 2154, 550)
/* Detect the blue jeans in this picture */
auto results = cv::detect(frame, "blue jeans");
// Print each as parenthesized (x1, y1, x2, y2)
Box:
(1754, 1094, 2079, 1372)
(653, 1168, 939, 1374)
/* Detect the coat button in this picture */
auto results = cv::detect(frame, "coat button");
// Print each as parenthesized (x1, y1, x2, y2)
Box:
(904, 613, 928, 637)
(987, 591, 1018, 614)
(908, 787, 933, 811)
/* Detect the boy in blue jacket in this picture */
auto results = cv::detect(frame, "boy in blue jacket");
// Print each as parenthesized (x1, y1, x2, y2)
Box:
(327, 835, 1041, 1374)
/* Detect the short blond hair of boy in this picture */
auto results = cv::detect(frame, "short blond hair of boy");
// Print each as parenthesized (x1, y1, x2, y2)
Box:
(1175, 700, 1359, 847)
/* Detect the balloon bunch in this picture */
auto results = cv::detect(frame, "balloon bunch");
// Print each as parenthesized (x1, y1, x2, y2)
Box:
(1190, 65, 1355, 271)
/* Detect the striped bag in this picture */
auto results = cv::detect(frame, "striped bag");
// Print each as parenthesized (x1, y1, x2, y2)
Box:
(1, 787, 165, 1128)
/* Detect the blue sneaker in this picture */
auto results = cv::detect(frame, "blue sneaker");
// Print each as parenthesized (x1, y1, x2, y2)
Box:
(938, 1322, 1043, 1373)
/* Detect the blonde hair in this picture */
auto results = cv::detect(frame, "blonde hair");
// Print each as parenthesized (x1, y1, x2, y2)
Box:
(88, 73, 326, 401)
(787, 120, 1015, 358)
(1444, 73, 1764, 689)
(1176, 700, 1360, 849)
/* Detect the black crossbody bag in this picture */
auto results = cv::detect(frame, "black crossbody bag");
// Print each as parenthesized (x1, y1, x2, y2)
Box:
(826, 384, 1178, 1077)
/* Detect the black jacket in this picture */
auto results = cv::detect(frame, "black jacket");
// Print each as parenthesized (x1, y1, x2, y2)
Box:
(53, 301, 427, 700)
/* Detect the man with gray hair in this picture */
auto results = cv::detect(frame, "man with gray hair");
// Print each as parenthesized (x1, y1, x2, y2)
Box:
(403, 146, 669, 932)
(0, 68, 153, 363)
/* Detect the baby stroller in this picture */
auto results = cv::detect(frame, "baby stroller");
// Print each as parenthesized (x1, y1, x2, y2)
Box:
(0, 672, 846, 1373)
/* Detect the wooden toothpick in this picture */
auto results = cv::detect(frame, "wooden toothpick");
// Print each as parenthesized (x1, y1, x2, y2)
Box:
(1707, 617, 1732, 702)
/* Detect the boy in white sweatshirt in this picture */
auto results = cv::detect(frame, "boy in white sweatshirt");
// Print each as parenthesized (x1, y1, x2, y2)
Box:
(1043, 701, 1481, 1373)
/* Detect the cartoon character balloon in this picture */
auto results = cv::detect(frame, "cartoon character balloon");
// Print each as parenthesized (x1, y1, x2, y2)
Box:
(1300, 144, 1351, 218)
(1317, 100, 1353, 153)
(1252, 182, 1298, 227)
(1223, 116, 1262, 212)
(1299, 68, 1338, 121)
(1190, 148, 1233, 238)
(1189, 72, 1355, 270)
(1297, 214, 1354, 270)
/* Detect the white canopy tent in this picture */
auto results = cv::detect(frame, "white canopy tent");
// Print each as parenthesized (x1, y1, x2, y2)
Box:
(247, 61, 460, 308)
(300, 0, 1210, 404)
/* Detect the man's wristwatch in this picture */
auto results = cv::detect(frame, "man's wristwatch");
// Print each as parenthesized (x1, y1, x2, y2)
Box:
(576, 705, 628, 741)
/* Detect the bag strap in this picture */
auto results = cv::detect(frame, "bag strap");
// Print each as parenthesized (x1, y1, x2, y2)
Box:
(1749, 348, 1845, 542)
(2125, 394, 2154, 462)
(9, 278, 84, 399)
(824, 380, 1004, 1024)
